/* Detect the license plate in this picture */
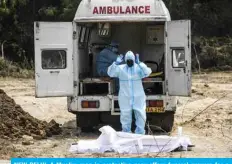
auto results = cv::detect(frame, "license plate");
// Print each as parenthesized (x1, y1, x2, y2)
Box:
(146, 107, 165, 113)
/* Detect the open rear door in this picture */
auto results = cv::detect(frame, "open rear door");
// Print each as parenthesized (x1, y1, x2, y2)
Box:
(166, 20, 191, 96)
(34, 22, 74, 97)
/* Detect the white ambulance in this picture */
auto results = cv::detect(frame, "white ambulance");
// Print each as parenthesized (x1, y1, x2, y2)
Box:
(34, 0, 191, 133)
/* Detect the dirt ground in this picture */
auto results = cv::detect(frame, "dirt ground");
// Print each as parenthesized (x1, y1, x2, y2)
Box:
(0, 89, 62, 141)
(0, 72, 232, 159)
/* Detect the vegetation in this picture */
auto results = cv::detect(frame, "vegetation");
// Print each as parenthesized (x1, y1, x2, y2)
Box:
(0, 58, 34, 78)
(0, 0, 232, 78)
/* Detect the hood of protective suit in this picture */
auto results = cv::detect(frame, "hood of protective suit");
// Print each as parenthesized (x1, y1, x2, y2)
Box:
(125, 51, 135, 63)
(110, 41, 119, 47)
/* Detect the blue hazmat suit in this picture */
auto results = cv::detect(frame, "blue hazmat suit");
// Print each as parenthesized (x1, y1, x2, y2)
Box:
(96, 47, 118, 77)
(107, 51, 152, 134)
(96, 42, 120, 93)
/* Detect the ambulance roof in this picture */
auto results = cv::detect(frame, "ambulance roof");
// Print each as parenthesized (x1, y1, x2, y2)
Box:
(74, 0, 171, 22)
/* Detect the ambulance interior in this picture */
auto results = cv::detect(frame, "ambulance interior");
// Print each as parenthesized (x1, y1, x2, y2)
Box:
(77, 22, 166, 96)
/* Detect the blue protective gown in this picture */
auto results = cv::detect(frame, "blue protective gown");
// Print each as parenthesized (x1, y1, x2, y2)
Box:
(107, 51, 152, 134)
(96, 47, 118, 77)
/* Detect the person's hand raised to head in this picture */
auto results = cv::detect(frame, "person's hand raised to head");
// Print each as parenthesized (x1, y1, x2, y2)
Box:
(135, 53, 140, 64)
(115, 54, 124, 65)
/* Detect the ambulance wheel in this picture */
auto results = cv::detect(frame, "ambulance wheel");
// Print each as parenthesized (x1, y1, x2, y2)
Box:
(99, 112, 121, 131)
(76, 112, 100, 132)
(146, 111, 174, 133)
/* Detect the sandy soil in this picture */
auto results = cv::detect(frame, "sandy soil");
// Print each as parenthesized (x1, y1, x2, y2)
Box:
(0, 72, 231, 159)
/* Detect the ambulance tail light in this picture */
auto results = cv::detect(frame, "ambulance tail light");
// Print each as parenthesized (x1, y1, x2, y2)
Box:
(148, 100, 163, 107)
(81, 101, 100, 108)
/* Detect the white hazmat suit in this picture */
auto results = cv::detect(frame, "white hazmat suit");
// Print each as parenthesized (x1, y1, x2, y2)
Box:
(107, 51, 152, 134)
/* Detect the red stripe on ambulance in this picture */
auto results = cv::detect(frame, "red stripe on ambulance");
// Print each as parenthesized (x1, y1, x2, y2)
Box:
(93, 6, 151, 14)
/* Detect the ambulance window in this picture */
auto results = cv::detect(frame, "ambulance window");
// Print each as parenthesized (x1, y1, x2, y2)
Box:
(172, 49, 185, 68)
(78, 26, 91, 49)
(41, 50, 67, 69)
(80, 27, 86, 43)
(98, 23, 111, 37)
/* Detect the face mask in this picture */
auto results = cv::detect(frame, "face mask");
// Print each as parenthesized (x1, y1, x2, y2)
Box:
(112, 47, 119, 54)
(126, 59, 134, 67)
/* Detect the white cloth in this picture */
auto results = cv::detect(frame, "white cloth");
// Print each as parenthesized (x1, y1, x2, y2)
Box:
(69, 126, 192, 154)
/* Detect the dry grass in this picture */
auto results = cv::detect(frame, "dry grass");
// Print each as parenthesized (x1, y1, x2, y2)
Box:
(0, 58, 34, 79)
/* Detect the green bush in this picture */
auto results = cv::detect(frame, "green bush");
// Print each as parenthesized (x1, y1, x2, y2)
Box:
(0, 58, 34, 78)
(192, 37, 232, 71)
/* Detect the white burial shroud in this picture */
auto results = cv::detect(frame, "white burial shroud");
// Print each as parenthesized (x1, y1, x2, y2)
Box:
(69, 126, 192, 154)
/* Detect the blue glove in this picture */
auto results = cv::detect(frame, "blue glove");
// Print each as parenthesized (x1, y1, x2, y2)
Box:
(115, 54, 123, 65)
(135, 53, 140, 64)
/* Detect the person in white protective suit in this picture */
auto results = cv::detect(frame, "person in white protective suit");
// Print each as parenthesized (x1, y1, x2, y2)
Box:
(107, 51, 152, 134)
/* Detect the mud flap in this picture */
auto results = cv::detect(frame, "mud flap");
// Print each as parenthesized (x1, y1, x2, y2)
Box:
(76, 112, 100, 132)
(146, 111, 175, 133)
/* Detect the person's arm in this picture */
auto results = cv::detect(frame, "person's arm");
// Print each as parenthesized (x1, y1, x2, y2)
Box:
(138, 62, 152, 78)
(96, 51, 111, 77)
(107, 55, 123, 78)
(135, 54, 152, 78)
(107, 62, 120, 78)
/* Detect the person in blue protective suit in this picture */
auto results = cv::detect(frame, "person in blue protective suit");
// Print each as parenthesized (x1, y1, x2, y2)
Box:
(96, 41, 120, 93)
(96, 41, 119, 77)
(107, 51, 152, 134)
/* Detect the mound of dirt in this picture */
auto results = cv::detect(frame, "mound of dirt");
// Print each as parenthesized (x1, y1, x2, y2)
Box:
(0, 89, 62, 140)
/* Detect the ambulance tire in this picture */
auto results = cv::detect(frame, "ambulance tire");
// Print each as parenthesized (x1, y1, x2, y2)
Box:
(76, 112, 100, 132)
(99, 112, 121, 131)
(146, 111, 175, 133)
(99, 112, 143, 133)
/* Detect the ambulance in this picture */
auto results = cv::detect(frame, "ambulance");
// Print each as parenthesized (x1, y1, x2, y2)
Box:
(34, 0, 191, 133)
